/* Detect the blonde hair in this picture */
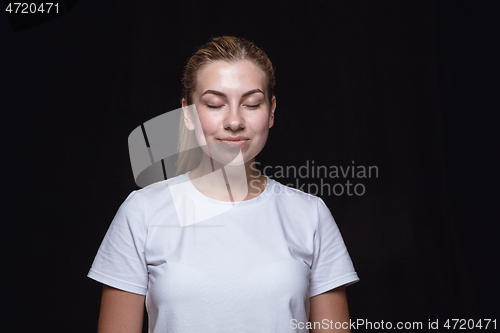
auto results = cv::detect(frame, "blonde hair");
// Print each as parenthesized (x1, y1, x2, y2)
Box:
(175, 36, 276, 177)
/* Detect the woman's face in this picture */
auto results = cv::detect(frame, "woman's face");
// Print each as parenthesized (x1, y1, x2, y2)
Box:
(183, 60, 276, 166)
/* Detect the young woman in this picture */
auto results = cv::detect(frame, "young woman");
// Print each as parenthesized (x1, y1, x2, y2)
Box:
(88, 36, 359, 332)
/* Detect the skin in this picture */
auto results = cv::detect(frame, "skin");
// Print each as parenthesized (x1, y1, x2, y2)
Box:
(96, 60, 351, 332)
(310, 286, 351, 332)
(97, 285, 145, 333)
(182, 59, 275, 201)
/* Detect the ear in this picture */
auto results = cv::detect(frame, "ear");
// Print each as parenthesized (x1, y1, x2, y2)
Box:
(268, 96, 276, 129)
(182, 98, 196, 131)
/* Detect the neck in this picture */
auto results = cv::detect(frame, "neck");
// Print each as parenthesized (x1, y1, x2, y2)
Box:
(188, 153, 265, 202)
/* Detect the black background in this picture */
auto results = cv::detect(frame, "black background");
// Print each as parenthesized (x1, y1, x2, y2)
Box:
(2, 0, 499, 331)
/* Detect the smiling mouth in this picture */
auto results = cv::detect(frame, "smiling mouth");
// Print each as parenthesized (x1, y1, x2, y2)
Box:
(217, 139, 249, 148)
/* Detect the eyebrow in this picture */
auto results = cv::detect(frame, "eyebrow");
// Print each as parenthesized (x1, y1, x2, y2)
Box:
(200, 89, 265, 98)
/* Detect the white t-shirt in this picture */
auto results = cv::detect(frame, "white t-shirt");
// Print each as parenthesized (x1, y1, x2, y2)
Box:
(87, 171, 359, 332)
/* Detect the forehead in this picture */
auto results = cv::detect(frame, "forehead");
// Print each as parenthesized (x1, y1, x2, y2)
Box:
(195, 60, 267, 95)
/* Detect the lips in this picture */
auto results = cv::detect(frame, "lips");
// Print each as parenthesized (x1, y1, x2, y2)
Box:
(217, 136, 249, 148)
(218, 136, 249, 141)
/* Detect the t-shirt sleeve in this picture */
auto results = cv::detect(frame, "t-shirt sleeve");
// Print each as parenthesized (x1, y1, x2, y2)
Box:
(309, 197, 359, 298)
(87, 191, 148, 295)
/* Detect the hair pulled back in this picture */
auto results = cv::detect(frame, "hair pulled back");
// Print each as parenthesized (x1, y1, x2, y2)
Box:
(175, 36, 275, 176)
(181, 36, 275, 105)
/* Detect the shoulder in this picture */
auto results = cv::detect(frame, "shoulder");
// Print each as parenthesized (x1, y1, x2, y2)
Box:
(268, 177, 322, 211)
(112, 176, 179, 219)
(133, 172, 186, 202)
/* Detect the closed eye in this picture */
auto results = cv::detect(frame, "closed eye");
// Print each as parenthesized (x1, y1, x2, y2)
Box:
(207, 104, 260, 109)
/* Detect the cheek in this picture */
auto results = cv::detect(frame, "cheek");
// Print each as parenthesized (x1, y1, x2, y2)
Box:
(251, 115, 272, 135)
(198, 116, 219, 134)
(195, 110, 217, 133)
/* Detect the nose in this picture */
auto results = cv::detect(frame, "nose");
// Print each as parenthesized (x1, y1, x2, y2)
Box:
(223, 105, 245, 131)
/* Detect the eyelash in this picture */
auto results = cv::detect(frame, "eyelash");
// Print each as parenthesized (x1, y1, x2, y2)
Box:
(206, 104, 260, 109)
